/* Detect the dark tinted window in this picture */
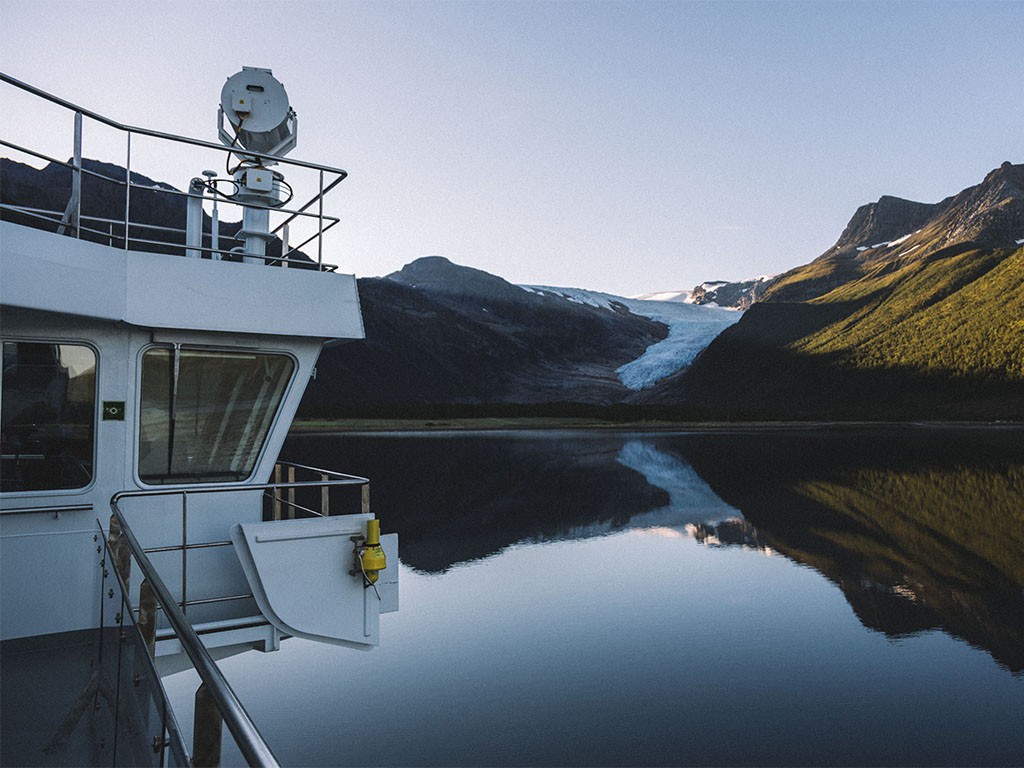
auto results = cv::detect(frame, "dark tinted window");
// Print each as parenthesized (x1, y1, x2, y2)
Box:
(139, 348, 293, 484)
(1, 342, 96, 492)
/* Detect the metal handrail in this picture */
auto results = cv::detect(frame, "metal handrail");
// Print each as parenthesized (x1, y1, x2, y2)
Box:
(108, 500, 279, 767)
(0, 503, 93, 516)
(1, 137, 345, 235)
(107, 471, 370, 767)
(274, 460, 366, 479)
(0, 153, 342, 230)
(113, 475, 369, 504)
(0, 202, 338, 268)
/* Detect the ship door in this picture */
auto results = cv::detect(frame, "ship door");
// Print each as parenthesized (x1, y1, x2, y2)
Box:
(230, 514, 398, 651)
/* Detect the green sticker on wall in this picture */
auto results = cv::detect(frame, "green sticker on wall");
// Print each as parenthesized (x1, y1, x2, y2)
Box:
(102, 401, 125, 421)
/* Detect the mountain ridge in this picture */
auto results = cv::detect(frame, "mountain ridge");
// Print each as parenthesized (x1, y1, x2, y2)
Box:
(766, 161, 1024, 303)
(662, 162, 1024, 419)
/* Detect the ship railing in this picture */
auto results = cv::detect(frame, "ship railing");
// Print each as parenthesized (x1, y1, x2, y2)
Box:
(270, 460, 372, 519)
(0, 202, 335, 271)
(0, 202, 249, 260)
(0, 71, 347, 270)
(106, 464, 370, 767)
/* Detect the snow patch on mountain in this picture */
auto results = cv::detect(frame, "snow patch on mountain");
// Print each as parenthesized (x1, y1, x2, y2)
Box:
(887, 231, 915, 247)
(630, 290, 691, 303)
(519, 285, 619, 310)
(857, 229, 922, 252)
(523, 285, 742, 390)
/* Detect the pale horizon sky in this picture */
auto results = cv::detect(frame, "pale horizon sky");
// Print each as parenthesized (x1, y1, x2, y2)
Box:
(2, 0, 1022, 297)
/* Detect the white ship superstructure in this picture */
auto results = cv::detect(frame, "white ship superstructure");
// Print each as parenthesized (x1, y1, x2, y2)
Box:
(0, 69, 397, 766)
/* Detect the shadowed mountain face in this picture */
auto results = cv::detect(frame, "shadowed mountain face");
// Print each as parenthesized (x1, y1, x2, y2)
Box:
(305, 257, 668, 410)
(835, 195, 944, 254)
(661, 163, 1024, 419)
(1, 158, 188, 247)
(387, 256, 530, 304)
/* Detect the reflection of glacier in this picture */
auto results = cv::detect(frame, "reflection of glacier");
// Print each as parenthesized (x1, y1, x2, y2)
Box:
(616, 440, 739, 525)
(525, 440, 757, 546)
(617, 441, 768, 552)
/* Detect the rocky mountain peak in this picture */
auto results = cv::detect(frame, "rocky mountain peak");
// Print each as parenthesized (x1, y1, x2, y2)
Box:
(386, 256, 529, 304)
(830, 195, 943, 254)
(931, 161, 1024, 249)
(827, 163, 1024, 257)
(984, 160, 1023, 188)
(690, 277, 770, 309)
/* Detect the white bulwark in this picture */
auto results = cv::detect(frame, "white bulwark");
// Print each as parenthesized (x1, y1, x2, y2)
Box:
(1, 222, 365, 339)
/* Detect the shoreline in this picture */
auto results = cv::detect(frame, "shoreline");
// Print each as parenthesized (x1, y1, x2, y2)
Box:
(289, 417, 1024, 434)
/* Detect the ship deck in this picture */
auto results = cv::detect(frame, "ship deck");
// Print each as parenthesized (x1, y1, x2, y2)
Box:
(0, 629, 182, 767)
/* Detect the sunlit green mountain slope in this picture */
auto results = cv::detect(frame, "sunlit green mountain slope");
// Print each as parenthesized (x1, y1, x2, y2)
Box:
(791, 243, 1023, 378)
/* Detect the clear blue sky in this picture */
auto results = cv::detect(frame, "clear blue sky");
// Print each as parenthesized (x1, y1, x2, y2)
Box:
(3, 0, 1021, 296)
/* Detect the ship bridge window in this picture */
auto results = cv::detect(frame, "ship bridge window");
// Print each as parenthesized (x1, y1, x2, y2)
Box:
(1, 342, 97, 492)
(138, 348, 293, 485)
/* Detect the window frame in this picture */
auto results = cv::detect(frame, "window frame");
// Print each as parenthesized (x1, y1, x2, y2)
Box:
(133, 343, 298, 488)
(0, 337, 100, 498)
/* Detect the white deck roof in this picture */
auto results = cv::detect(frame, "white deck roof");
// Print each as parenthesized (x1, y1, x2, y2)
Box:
(0, 222, 364, 340)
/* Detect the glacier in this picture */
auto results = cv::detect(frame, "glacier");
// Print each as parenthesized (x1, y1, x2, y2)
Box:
(521, 285, 742, 390)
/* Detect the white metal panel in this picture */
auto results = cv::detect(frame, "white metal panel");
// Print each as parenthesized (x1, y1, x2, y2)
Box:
(231, 515, 399, 650)
(124, 250, 364, 339)
(0, 526, 103, 639)
(1, 222, 365, 340)
(0, 223, 127, 322)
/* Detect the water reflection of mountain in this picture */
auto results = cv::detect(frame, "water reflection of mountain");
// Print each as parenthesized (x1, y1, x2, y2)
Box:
(281, 433, 669, 571)
(281, 427, 1024, 674)
(672, 428, 1024, 675)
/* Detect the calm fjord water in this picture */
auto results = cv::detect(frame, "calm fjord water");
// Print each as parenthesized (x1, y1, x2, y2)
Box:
(192, 427, 1024, 766)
